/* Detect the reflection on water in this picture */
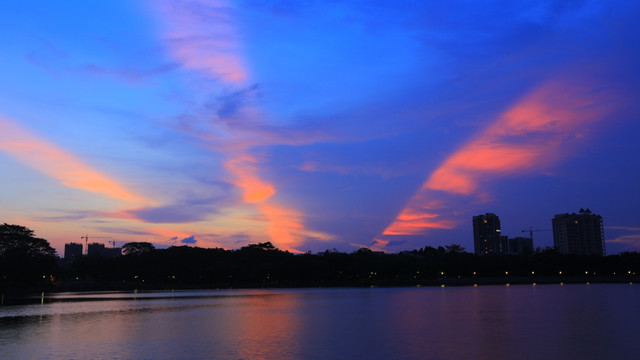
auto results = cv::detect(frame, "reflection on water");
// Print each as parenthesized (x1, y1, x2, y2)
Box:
(1, 285, 639, 360)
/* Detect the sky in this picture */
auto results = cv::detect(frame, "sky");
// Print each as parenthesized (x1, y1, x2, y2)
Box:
(1, 0, 639, 255)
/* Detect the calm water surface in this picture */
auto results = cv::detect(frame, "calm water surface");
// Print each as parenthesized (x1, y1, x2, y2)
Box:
(1, 285, 639, 360)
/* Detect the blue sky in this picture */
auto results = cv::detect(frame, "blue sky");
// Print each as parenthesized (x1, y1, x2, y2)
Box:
(1, 0, 639, 254)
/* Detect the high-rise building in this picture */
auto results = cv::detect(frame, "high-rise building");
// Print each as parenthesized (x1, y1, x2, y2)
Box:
(472, 213, 505, 255)
(87, 242, 122, 258)
(552, 208, 605, 256)
(64, 242, 83, 260)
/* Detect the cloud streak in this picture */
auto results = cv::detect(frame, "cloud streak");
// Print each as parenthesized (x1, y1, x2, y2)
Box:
(607, 234, 640, 251)
(0, 116, 151, 205)
(149, 0, 333, 251)
(152, 0, 248, 83)
(382, 78, 616, 238)
(225, 154, 276, 203)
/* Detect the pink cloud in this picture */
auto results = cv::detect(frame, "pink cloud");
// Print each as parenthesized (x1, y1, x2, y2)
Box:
(381, 78, 616, 238)
(149, 0, 337, 251)
(225, 154, 276, 203)
(0, 116, 151, 205)
(370, 238, 390, 252)
(224, 153, 332, 251)
(258, 204, 305, 253)
(607, 234, 640, 251)
(151, 0, 249, 83)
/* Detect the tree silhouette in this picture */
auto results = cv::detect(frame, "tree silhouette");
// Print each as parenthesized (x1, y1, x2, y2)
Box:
(242, 242, 277, 251)
(445, 244, 466, 254)
(0, 223, 55, 257)
(122, 242, 156, 255)
(0, 223, 58, 286)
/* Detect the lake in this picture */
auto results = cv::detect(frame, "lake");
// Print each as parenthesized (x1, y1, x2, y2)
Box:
(1, 284, 639, 359)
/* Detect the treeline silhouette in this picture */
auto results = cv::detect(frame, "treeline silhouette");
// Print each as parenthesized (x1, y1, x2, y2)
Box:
(1, 224, 639, 291)
(64, 243, 639, 289)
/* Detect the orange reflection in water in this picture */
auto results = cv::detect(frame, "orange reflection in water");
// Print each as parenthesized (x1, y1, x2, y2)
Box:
(229, 292, 305, 359)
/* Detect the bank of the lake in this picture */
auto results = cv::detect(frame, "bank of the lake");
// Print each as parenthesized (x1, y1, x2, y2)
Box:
(3, 244, 640, 295)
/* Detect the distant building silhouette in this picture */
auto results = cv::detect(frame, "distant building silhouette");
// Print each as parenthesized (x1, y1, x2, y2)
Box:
(87, 242, 122, 258)
(64, 242, 83, 260)
(552, 208, 605, 256)
(472, 213, 505, 255)
(508, 236, 533, 255)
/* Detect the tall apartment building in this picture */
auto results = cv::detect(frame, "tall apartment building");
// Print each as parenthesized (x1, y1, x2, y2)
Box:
(472, 213, 505, 255)
(87, 242, 122, 258)
(64, 242, 83, 260)
(552, 208, 605, 256)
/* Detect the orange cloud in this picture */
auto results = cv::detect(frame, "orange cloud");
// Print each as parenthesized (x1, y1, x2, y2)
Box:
(258, 204, 305, 252)
(426, 143, 543, 194)
(0, 116, 150, 205)
(383, 207, 456, 236)
(150, 0, 334, 251)
(370, 238, 390, 252)
(225, 154, 276, 203)
(260, 203, 333, 252)
(425, 81, 609, 195)
(224, 153, 332, 251)
(382, 79, 615, 238)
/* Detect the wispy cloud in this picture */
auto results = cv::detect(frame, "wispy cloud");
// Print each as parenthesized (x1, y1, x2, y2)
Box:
(0, 116, 152, 205)
(224, 154, 276, 203)
(94, 227, 155, 236)
(147, 0, 335, 251)
(607, 226, 640, 232)
(224, 153, 333, 251)
(151, 0, 248, 83)
(78, 62, 180, 83)
(607, 234, 640, 251)
(381, 78, 616, 239)
(425, 80, 612, 195)
(605, 226, 640, 252)
(124, 198, 222, 223)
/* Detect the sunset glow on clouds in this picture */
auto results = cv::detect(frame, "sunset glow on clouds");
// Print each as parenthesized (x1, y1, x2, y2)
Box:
(147, 0, 327, 251)
(383, 79, 617, 238)
(152, 0, 249, 83)
(0, 117, 151, 205)
(1, 1, 639, 254)
(427, 79, 612, 196)
(225, 154, 276, 203)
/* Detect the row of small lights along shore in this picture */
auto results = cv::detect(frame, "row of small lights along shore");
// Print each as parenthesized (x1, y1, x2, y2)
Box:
(431, 269, 636, 287)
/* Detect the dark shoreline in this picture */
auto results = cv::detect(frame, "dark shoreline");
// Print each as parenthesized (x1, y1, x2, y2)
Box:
(4, 242, 640, 303)
(2, 275, 637, 304)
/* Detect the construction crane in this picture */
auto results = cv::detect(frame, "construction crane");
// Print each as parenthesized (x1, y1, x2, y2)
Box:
(80, 235, 111, 255)
(521, 227, 551, 241)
